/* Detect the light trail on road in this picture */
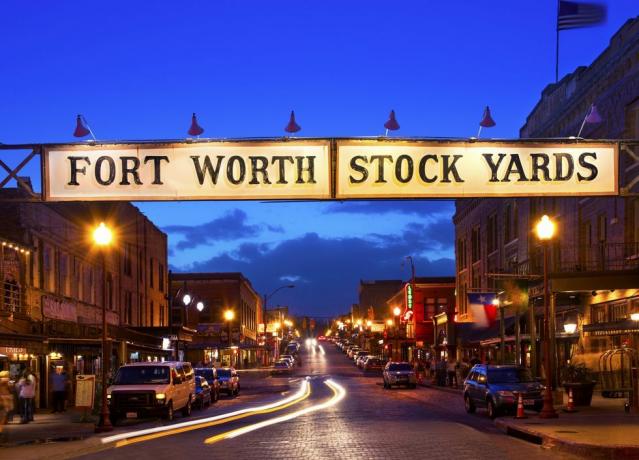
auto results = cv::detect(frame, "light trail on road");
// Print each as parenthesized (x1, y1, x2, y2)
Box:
(102, 378, 310, 448)
(203, 379, 346, 445)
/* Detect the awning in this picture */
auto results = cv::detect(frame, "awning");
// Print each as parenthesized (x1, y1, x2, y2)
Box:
(583, 319, 639, 336)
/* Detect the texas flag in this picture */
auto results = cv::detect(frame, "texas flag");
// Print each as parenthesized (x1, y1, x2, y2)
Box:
(468, 293, 498, 328)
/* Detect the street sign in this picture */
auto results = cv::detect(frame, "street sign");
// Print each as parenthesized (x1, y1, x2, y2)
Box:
(28, 138, 623, 201)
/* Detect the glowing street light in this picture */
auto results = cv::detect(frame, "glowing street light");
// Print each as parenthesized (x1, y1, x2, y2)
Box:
(563, 322, 577, 334)
(182, 294, 192, 306)
(366, 320, 372, 327)
(196, 301, 205, 312)
(631, 312, 639, 322)
(393, 307, 401, 317)
(386, 319, 394, 327)
(224, 310, 235, 321)
(535, 214, 556, 241)
(93, 222, 113, 246)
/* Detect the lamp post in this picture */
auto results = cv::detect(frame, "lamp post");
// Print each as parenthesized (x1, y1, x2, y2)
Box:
(536, 215, 558, 419)
(93, 222, 114, 433)
(168, 279, 196, 361)
(224, 309, 235, 366)
(263, 285, 294, 363)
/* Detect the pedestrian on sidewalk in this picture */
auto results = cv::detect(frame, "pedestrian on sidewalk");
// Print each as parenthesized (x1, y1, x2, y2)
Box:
(51, 367, 68, 413)
(0, 371, 14, 437)
(17, 369, 36, 424)
(447, 357, 458, 388)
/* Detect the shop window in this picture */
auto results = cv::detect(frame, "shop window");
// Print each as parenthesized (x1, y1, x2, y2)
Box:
(591, 305, 606, 324)
(608, 301, 628, 322)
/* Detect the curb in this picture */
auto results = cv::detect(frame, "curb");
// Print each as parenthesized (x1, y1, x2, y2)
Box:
(418, 382, 463, 396)
(494, 419, 639, 459)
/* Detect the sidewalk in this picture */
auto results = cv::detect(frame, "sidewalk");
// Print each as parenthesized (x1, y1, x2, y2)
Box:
(421, 379, 639, 458)
(1, 409, 97, 447)
(495, 394, 639, 459)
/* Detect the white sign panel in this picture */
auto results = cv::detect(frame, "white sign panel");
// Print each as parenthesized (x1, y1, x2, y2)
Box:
(336, 141, 617, 198)
(45, 141, 331, 201)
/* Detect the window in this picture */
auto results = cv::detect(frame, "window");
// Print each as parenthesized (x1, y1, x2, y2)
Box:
(471, 227, 481, 262)
(597, 214, 607, 243)
(512, 201, 519, 240)
(608, 301, 628, 322)
(150, 300, 154, 326)
(424, 298, 436, 321)
(487, 214, 497, 254)
(149, 258, 154, 288)
(159, 264, 165, 292)
(124, 243, 132, 277)
(457, 238, 467, 271)
(504, 204, 512, 242)
(591, 305, 606, 324)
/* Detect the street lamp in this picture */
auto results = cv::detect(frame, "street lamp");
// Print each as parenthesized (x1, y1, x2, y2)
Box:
(92, 222, 114, 433)
(536, 214, 558, 419)
(393, 307, 401, 317)
(224, 309, 235, 367)
(196, 301, 205, 312)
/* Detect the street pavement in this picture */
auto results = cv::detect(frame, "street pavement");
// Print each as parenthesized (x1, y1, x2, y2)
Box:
(70, 343, 574, 460)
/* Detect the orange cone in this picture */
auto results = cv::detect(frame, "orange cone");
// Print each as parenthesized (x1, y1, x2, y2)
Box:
(563, 387, 577, 413)
(515, 392, 527, 419)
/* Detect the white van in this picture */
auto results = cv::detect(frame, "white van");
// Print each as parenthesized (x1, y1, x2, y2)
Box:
(107, 361, 195, 424)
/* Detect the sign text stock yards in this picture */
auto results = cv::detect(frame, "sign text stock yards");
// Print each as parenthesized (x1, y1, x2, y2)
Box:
(44, 140, 618, 201)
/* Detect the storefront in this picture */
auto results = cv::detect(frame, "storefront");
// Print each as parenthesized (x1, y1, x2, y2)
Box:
(0, 333, 47, 408)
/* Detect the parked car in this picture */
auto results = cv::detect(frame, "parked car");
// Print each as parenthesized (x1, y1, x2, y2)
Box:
(347, 346, 360, 358)
(272, 360, 293, 376)
(194, 376, 212, 409)
(281, 354, 296, 365)
(217, 367, 240, 396)
(353, 350, 371, 366)
(463, 365, 544, 419)
(107, 361, 195, 424)
(363, 357, 386, 373)
(194, 368, 220, 403)
(383, 362, 417, 389)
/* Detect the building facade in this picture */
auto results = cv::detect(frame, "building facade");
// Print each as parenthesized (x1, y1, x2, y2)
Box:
(385, 277, 456, 362)
(454, 17, 639, 379)
(169, 272, 262, 368)
(358, 279, 404, 320)
(0, 191, 169, 409)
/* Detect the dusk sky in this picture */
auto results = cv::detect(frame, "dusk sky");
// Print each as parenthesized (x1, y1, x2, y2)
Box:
(1, 1, 636, 317)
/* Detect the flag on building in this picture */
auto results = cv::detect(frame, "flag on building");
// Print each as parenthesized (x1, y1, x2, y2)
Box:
(557, 1, 606, 31)
(467, 293, 498, 328)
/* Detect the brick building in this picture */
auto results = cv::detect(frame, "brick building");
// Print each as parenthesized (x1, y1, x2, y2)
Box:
(0, 189, 169, 409)
(385, 277, 455, 362)
(358, 279, 404, 320)
(454, 17, 639, 378)
(169, 272, 262, 368)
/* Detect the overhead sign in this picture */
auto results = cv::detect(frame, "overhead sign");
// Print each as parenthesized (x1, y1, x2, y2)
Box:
(45, 141, 331, 201)
(336, 141, 617, 198)
(42, 139, 619, 200)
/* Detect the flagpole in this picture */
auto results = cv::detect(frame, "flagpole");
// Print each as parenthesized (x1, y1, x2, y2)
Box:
(555, 0, 560, 82)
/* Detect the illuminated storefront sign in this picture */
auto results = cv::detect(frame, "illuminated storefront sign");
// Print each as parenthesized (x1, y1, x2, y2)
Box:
(43, 139, 618, 201)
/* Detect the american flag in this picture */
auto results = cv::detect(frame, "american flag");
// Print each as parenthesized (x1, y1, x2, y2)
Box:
(557, 1, 606, 31)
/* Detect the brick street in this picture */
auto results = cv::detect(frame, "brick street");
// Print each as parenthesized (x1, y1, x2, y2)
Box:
(73, 345, 574, 460)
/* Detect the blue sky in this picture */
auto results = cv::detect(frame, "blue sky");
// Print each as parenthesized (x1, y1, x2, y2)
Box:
(1, 1, 636, 316)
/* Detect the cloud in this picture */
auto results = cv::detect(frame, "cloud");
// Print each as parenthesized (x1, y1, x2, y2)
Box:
(177, 229, 454, 317)
(324, 200, 455, 216)
(163, 209, 260, 250)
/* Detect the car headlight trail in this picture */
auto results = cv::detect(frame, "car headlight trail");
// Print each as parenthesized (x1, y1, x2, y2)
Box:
(104, 379, 310, 447)
(203, 379, 346, 445)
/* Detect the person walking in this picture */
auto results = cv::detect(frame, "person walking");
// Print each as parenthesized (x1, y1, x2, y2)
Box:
(447, 357, 458, 388)
(17, 369, 36, 423)
(51, 367, 68, 413)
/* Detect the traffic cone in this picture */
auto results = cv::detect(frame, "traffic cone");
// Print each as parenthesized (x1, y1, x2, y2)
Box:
(563, 387, 577, 413)
(515, 392, 527, 419)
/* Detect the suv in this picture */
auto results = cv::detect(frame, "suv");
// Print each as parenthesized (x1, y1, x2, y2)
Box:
(216, 367, 240, 396)
(463, 364, 544, 419)
(383, 362, 417, 389)
(194, 367, 220, 403)
(107, 361, 195, 424)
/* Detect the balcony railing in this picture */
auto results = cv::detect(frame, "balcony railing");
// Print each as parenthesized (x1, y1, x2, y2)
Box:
(1, 282, 23, 315)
